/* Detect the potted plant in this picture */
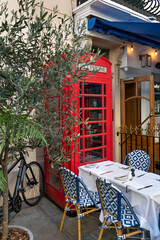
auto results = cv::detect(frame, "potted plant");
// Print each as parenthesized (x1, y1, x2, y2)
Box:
(0, 1, 100, 239)
(0, 1, 55, 238)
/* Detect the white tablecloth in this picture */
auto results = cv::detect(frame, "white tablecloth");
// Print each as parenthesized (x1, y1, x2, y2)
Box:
(78, 161, 160, 240)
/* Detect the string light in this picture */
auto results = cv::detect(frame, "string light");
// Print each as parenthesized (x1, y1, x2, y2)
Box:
(155, 49, 158, 56)
(130, 43, 133, 52)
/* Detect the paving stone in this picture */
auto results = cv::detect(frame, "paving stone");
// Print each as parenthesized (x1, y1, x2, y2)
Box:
(9, 197, 143, 240)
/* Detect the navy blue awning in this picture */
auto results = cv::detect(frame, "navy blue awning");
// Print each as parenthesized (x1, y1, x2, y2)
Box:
(88, 17, 160, 49)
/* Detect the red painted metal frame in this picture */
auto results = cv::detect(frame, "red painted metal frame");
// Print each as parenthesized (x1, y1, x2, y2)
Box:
(44, 55, 113, 208)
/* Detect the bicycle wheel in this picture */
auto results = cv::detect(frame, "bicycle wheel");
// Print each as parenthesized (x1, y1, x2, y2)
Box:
(22, 161, 44, 206)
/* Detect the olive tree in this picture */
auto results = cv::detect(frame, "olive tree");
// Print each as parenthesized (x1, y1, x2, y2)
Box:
(0, 0, 100, 239)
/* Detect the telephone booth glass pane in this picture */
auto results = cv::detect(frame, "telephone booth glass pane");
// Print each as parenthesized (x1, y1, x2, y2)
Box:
(80, 82, 108, 164)
(84, 83, 102, 94)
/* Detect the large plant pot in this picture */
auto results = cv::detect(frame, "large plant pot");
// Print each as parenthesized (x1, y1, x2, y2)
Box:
(0, 225, 33, 240)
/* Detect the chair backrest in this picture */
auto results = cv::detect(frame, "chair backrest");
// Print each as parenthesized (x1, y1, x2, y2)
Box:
(123, 150, 150, 172)
(59, 167, 78, 200)
(96, 178, 140, 224)
(59, 167, 99, 207)
(96, 179, 119, 219)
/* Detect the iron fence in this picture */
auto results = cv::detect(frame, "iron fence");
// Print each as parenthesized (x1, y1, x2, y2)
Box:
(118, 124, 160, 173)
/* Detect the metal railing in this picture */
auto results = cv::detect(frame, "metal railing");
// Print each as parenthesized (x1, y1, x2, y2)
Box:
(118, 124, 160, 173)
(121, 114, 154, 145)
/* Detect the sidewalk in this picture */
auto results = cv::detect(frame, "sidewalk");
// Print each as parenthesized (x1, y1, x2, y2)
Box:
(10, 197, 117, 240)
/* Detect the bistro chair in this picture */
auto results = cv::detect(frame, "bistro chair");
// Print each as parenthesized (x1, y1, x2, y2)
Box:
(59, 167, 100, 240)
(123, 150, 150, 172)
(96, 178, 144, 240)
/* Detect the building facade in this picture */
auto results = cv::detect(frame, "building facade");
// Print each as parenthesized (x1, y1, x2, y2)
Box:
(5, 0, 160, 203)
(73, 0, 160, 173)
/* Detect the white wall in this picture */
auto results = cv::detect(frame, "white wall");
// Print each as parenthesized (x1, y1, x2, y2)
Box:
(121, 42, 160, 74)
(4, 0, 75, 16)
(43, 0, 75, 16)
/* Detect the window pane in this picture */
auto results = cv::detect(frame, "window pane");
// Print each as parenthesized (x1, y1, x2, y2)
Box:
(80, 96, 82, 108)
(84, 149, 103, 163)
(141, 99, 150, 129)
(104, 110, 106, 120)
(125, 83, 136, 99)
(49, 164, 59, 189)
(104, 148, 107, 158)
(84, 97, 102, 108)
(80, 82, 83, 95)
(85, 136, 102, 149)
(80, 152, 83, 164)
(49, 174, 59, 189)
(138, 81, 150, 98)
(80, 125, 83, 135)
(84, 110, 102, 120)
(84, 83, 102, 94)
(84, 123, 104, 135)
(155, 83, 160, 115)
(104, 97, 106, 107)
(80, 138, 83, 150)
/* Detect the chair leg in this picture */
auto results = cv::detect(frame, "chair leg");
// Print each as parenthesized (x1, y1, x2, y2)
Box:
(59, 201, 69, 232)
(117, 221, 123, 240)
(98, 218, 107, 240)
(77, 208, 81, 240)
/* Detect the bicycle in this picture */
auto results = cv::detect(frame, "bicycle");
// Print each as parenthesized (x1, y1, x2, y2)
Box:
(0, 152, 45, 223)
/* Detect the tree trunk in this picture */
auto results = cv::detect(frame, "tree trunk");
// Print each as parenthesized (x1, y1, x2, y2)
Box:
(1, 146, 9, 240)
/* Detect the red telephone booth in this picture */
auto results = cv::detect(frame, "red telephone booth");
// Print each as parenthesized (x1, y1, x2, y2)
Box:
(44, 56, 112, 208)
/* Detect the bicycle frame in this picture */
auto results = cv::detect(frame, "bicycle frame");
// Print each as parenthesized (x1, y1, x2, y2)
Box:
(7, 153, 27, 209)
(1, 152, 44, 223)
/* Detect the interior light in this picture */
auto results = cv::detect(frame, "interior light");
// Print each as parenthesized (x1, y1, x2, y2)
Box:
(155, 49, 158, 56)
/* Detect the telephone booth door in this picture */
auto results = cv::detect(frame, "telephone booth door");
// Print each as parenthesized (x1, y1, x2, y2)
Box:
(44, 56, 112, 207)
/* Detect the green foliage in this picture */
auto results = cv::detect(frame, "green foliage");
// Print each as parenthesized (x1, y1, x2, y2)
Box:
(0, 1, 101, 238)
(0, 0, 101, 165)
(42, 18, 101, 163)
(0, 112, 47, 156)
(0, 0, 57, 162)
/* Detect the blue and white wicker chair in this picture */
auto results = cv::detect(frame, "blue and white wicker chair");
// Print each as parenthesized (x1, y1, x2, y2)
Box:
(123, 150, 150, 172)
(59, 167, 100, 240)
(96, 178, 144, 240)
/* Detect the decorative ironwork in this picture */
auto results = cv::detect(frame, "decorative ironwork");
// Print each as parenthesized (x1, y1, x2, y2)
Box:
(121, 113, 154, 144)
(110, 0, 160, 20)
(118, 123, 160, 174)
(119, 123, 160, 137)
(77, 0, 160, 21)
(124, 0, 160, 16)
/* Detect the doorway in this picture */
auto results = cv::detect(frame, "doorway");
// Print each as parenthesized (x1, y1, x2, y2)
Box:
(121, 75, 155, 171)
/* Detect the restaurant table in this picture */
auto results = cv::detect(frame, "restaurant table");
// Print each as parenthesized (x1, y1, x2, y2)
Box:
(79, 161, 160, 240)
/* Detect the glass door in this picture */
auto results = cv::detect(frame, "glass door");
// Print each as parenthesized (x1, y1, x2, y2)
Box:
(121, 75, 154, 171)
